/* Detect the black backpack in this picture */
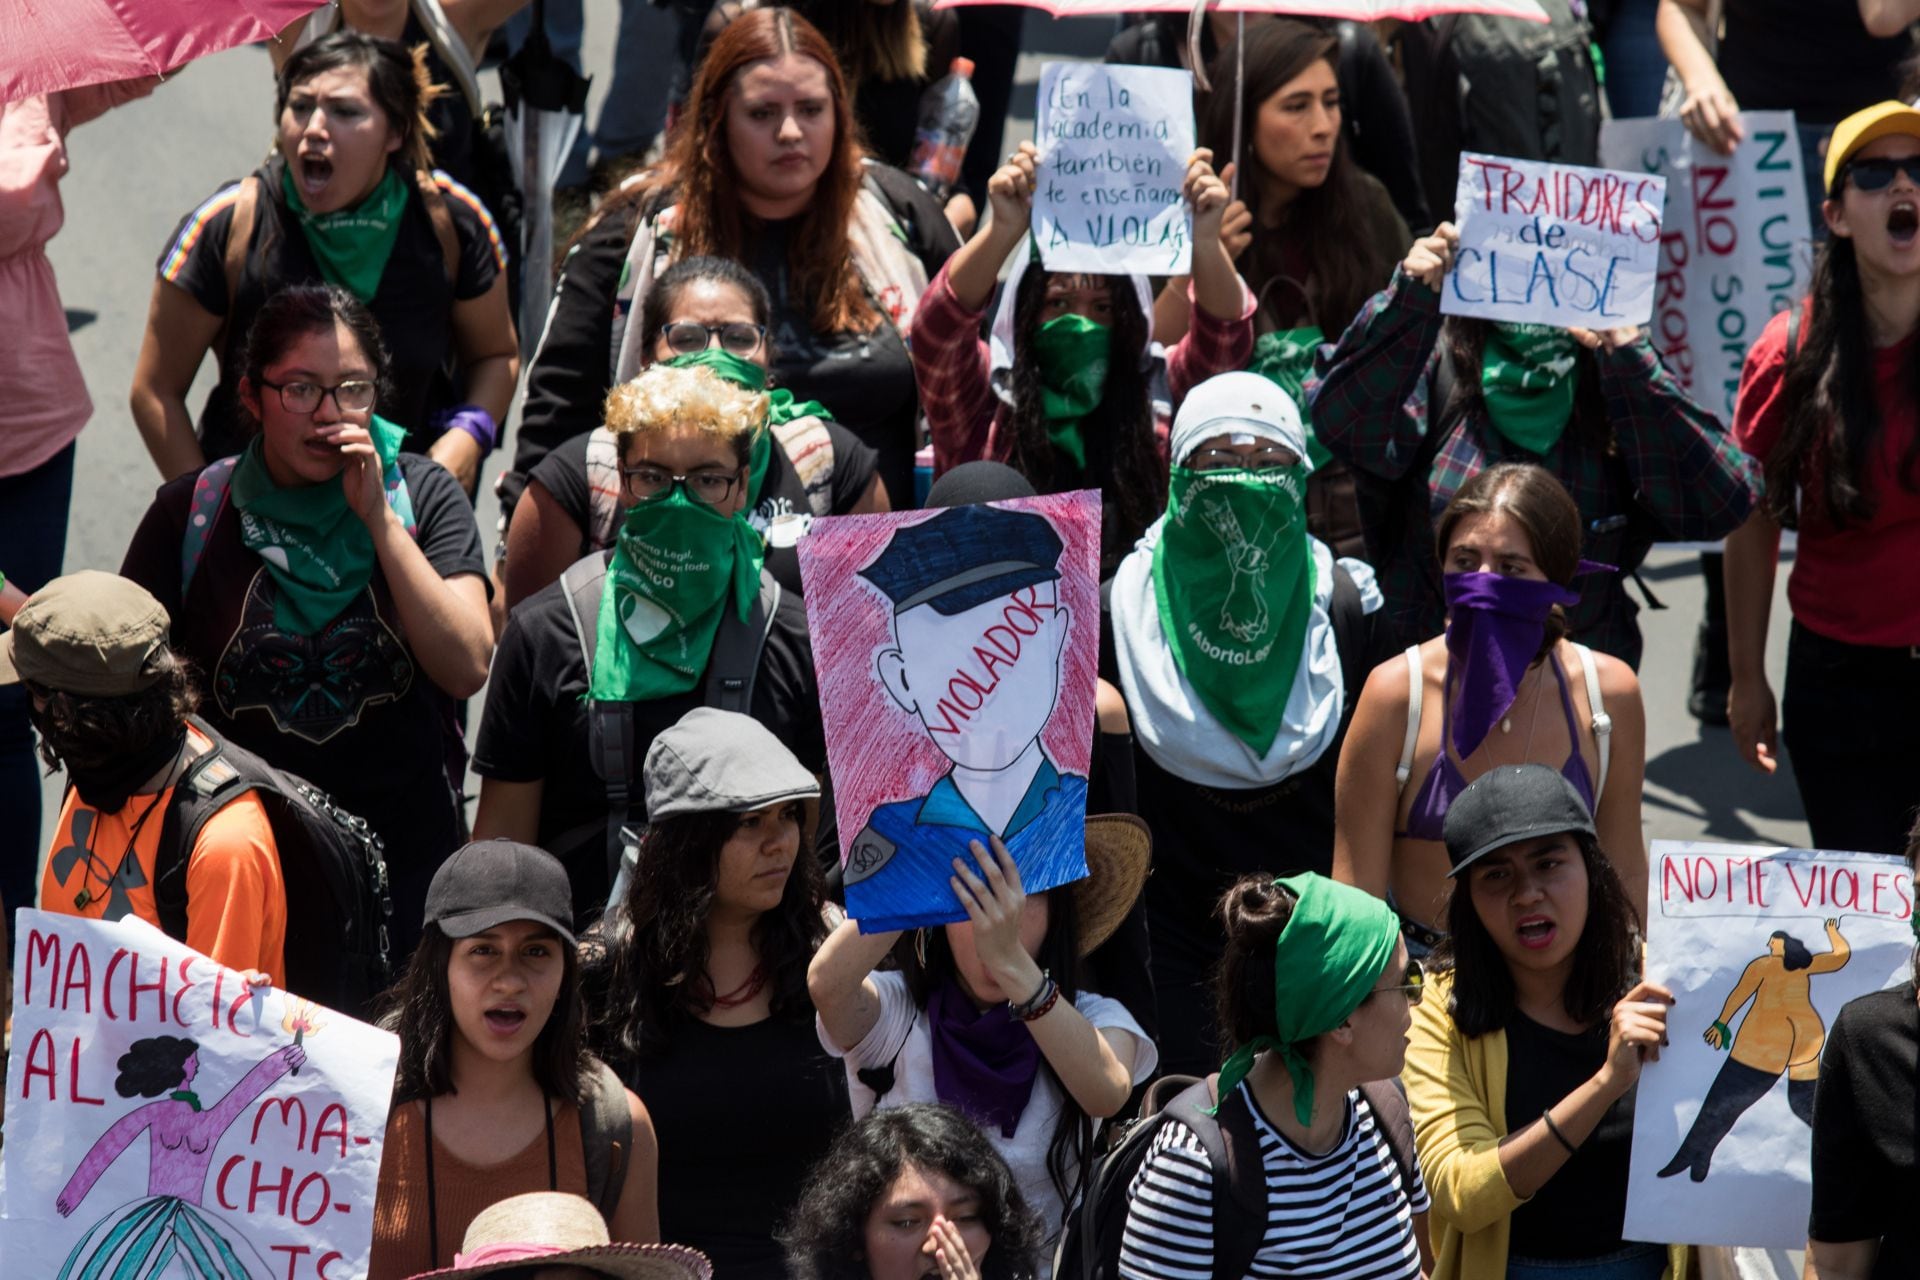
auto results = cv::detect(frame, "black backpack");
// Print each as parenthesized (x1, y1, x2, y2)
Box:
(1055, 1074, 1419, 1280)
(1435, 0, 1602, 171)
(154, 717, 395, 1020)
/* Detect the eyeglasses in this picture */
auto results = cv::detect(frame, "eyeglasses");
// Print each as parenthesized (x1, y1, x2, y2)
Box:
(619, 463, 743, 506)
(258, 378, 377, 415)
(1842, 155, 1920, 192)
(1373, 958, 1426, 1007)
(1188, 447, 1301, 473)
(660, 321, 767, 357)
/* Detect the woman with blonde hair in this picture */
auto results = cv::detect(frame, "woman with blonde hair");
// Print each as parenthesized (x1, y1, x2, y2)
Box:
(474, 361, 825, 922)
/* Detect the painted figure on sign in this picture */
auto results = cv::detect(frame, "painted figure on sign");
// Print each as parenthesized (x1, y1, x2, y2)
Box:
(1657, 919, 1850, 1182)
(846, 503, 1089, 931)
(54, 1035, 306, 1278)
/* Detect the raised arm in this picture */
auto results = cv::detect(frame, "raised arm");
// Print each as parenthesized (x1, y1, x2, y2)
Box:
(205, 1045, 307, 1134)
(808, 917, 905, 1051)
(1655, 0, 1743, 154)
(1809, 920, 1851, 974)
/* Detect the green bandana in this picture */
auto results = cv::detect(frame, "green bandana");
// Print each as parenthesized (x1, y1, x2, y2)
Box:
(280, 165, 408, 303)
(588, 485, 766, 701)
(1480, 323, 1580, 455)
(1031, 313, 1111, 470)
(1247, 327, 1333, 472)
(1214, 873, 1401, 1126)
(662, 349, 831, 506)
(1152, 464, 1316, 755)
(232, 414, 410, 635)
(169, 1090, 204, 1112)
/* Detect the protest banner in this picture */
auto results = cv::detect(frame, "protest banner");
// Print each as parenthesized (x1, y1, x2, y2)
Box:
(1623, 840, 1914, 1249)
(1, 910, 399, 1279)
(1443, 152, 1668, 328)
(1033, 62, 1194, 276)
(796, 489, 1100, 933)
(1600, 113, 1813, 421)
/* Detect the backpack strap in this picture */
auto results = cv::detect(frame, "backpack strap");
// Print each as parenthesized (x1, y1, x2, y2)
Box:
(770, 415, 839, 518)
(704, 573, 780, 715)
(182, 457, 241, 600)
(1572, 642, 1611, 796)
(1395, 645, 1424, 789)
(578, 1057, 633, 1223)
(415, 170, 463, 287)
(1357, 1078, 1421, 1202)
(561, 554, 636, 889)
(152, 719, 256, 943)
(1165, 1078, 1267, 1280)
(222, 177, 261, 318)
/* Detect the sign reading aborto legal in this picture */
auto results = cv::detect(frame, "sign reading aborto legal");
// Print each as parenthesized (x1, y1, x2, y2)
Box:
(1443, 151, 1668, 328)
(1034, 61, 1195, 276)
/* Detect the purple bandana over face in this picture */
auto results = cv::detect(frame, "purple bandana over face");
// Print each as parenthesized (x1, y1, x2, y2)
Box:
(925, 975, 1043, 1138)
(1442, 571, 1582, 759)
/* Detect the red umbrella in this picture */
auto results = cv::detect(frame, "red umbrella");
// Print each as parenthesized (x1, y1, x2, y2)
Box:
(0, 0, 328, 105)
(934, 0, 1545, 16)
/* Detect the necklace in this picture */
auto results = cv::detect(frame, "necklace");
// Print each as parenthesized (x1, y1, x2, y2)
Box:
(72, 753, 185, 912)
(708, 963, 768, 1009)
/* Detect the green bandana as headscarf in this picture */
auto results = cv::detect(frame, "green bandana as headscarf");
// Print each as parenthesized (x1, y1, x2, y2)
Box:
(1214, 873, 1401, 1126)
(1480, 323, 1580, 455)
(1152, 464, 1316, 755)
(588, 484, 766, 701)
(280, 165, 408, 303)
(1247, 327, 1333, 472)
(1031, 313, 1111, 470)
(663, 348, 831, 506)
(231, 414, 411, 635)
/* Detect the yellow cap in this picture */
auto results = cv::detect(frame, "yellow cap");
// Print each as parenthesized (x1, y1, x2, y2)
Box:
(1825, 101, 1920, 196)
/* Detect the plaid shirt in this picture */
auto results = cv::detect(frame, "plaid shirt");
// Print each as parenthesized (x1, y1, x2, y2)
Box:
(913, 261, 1255, 474)
(1305, 267, 1758, 667)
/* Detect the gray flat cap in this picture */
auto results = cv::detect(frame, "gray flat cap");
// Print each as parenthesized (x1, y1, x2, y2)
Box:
(643, 707, 821, 824)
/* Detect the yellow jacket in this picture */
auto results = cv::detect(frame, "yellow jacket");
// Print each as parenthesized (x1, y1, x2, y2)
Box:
(1404, 972, 1690, 1280)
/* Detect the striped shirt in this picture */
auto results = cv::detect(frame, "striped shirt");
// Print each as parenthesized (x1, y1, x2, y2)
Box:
(1119, 1084, 1428, 1280)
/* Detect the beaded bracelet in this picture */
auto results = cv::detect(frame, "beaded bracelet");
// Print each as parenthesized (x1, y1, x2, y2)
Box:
(1011, 972, 1059, 1023)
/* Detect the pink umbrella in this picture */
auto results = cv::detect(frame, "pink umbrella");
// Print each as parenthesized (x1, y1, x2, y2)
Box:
(933, 0, 1545, 16)
(0, 0, 328, 106)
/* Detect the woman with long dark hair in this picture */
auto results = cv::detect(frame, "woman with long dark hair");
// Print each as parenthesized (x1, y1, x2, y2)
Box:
(1333, 464, 1648, 947)
(508, 6, 957, 513)
(132, 32, 517, 495)
(370, 840, 658, 1279)
(588, 707, 847, 1279)
(1405, 765, 1681, 1280)
(809, 820, 1156, 1258)
(1723, 102, 1920, 857)
(914, 141, 1251, 569)
(1306, 218, 1756, 667)
(781, 1105, 1045, 1280)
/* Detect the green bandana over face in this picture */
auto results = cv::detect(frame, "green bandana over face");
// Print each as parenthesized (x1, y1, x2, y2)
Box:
(1480, 323, 1580, 455)
(1247, 327, 1332, 472)
(1213, 873, 1401, 1126)
(280, 165, 408, 303)
(1031, 313, 1111, 470)
(232, 414, 410, 635)
(1152, 464, 1316, 755)
(588, 485, 766, 701)
(663, 349, 829, 506)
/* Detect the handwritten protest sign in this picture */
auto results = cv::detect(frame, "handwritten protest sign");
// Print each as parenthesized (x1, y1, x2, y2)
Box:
(1601, 113, 1813, 421)
(1444, 152, 1667, 328)
(797, 490, 1100, 933)
(1624, 841, 1914, 1249)
(1, 910, 398, 1279)
(1034, 62, 1194, 276)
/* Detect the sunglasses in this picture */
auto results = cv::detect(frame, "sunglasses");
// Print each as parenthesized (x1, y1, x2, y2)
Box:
(1842, 155, 1920, 192)
(1374, 958, 1426, 1007)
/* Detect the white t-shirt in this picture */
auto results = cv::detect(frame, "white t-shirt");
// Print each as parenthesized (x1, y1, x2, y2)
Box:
(818, 970, 1157, 1240)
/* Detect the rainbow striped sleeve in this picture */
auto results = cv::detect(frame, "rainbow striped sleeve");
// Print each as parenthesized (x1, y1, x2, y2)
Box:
(431, 169, 509, 274)
(159, 183, 246, 286)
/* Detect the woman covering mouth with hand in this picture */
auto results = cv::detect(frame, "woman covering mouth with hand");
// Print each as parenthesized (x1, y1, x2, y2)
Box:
(1404, 765, 1681, 1280)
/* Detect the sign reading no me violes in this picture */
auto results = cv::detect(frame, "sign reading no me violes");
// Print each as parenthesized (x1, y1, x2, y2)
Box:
(1034, 62, 1194, 276)
(1444, 152, 1668, 328)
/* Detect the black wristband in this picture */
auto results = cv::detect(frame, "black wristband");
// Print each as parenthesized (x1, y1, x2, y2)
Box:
(1541, 1108, 1578, 1155)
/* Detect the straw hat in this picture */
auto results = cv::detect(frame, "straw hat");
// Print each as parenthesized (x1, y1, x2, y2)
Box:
(1074, 814, 1151, 956)
(405, 1193, 714, 1280)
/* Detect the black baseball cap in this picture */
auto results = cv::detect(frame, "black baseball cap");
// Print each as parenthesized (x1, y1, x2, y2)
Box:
(424, 840, 576, 945)
(1443, 764, 1597, 878)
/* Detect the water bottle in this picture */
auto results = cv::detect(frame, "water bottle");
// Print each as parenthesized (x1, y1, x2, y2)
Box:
(908, 58, 980, 203)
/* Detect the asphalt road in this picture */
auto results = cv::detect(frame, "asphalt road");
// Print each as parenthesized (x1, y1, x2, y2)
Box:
(32, 5, 1809, 858)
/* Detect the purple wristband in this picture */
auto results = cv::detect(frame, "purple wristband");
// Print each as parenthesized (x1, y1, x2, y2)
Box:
(441, 405, 498, 455)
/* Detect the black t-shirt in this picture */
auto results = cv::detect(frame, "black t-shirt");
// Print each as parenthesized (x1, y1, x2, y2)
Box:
(1809, 983, 1920, 1275)
(472, 567, 825, 919)
(618, 1012, 849, 1279)
(526, 422, 880, 595)
(156, 158, 504, 462)
(118, 456, 486, 895)
(1718, 0, 1912, 124)
(1504, 1011, 1636, 1259)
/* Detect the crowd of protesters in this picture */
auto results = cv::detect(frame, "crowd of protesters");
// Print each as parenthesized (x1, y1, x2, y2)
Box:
(4, 2, 1920, 1279)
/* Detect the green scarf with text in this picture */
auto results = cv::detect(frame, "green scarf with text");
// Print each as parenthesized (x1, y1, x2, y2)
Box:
(280, 165, 408, 303)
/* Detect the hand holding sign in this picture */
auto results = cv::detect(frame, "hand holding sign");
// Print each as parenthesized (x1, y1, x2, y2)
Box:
(1403, 222, 1460, 292)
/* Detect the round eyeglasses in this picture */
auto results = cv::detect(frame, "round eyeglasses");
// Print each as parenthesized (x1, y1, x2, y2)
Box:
(660, 321, 768, 357)
(258, 379, 377, 415)
(619, 463, 743, 507)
